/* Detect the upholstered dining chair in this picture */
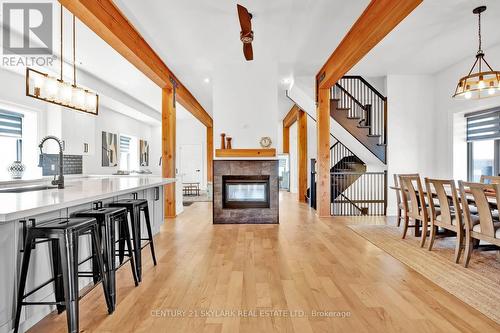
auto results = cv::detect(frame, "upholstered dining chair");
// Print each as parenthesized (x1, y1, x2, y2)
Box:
(424, 178, 463, 263)
(479, 175, 500, 184)
(399, 174, 430, 247)
(458, 181, 500, 268)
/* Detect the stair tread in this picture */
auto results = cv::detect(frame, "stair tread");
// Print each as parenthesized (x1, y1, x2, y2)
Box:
(367, 134, 381, 137)
(357, 125, 370, 128)
(346, 116, 361, 119)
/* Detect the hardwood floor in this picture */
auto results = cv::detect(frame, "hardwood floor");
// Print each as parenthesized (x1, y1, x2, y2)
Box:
(29, 192, 500, 333)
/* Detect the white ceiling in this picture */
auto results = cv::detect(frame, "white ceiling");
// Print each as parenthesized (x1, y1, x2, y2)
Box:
(112, 0, 370, 115)
(350, 0, 500, 76)
(8, 0, 497, 122)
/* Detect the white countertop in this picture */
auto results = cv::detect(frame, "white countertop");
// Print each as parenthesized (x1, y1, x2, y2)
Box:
(0, 176, 174, 222)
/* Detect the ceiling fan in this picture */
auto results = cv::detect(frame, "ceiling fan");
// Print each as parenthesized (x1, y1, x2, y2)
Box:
(237, 4, 254, 61)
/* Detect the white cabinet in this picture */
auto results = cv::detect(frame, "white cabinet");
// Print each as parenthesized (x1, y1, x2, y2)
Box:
(61, 111, 96, 156)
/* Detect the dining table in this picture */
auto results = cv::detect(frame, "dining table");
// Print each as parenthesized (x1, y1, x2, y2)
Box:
(389, 185, 498, 237)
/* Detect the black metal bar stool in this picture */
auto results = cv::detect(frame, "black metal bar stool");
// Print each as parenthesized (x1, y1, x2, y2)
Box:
(72, 203, 139, 312)
(109, 194, 157, 282)
(14, 217, 112, 333)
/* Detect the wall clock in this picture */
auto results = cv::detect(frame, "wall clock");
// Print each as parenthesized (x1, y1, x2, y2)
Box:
(260, 136, 272, 148)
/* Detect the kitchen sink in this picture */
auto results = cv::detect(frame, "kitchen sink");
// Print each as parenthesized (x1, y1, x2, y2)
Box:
(0, 185, 60, 193)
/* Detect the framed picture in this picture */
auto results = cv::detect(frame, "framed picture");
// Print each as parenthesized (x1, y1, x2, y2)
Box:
(140, 139, 149, 166)
(102, 131, 118, 167)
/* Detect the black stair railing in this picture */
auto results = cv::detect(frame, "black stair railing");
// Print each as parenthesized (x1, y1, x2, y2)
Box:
(331, 76, 387, 145)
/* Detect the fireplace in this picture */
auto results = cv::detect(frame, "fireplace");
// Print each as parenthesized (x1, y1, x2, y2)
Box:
(213, 160, 279, 224)
(222, 175, 270, 209)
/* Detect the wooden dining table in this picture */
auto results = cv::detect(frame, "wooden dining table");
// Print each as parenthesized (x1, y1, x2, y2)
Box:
(389, 185, 498, 237)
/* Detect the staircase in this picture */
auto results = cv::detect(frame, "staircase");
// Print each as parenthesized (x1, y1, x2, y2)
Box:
(290, 75, 387, 216)
(330, 138, 368, 215)
(330, 76, 387, 163)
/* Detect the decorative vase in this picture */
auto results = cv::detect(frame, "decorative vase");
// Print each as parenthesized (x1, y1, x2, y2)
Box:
(7, 161, 26, 180)
(220, 133, 226, 149)
(226, 137, 232, 149)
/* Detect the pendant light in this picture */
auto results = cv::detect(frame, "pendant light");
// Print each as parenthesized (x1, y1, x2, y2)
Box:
(453, 6, 500, 100)
(26, 5, 99, 115)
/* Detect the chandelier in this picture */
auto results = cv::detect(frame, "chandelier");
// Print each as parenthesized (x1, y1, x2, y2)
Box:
(26, 5, 99, 114)
(453, 6, 500, 100)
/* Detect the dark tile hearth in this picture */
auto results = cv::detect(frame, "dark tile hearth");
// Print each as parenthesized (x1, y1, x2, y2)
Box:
(213, 159, 279, 224)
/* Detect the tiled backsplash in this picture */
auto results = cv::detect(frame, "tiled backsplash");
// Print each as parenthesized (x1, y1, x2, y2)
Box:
(41, 154, 83, 176)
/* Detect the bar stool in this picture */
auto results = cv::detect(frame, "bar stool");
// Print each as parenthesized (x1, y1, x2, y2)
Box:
(72, 203, 139, 312)
(109, 195, 157, 282)
(14, 217, 112, 333)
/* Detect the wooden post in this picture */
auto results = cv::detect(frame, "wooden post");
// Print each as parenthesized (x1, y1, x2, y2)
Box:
(316, 88, 331, 217)
(283, 125, 290, 154)
(297, 110, 308, 203)
(162, 88, 176, 218)
(207, 126, 213, 182)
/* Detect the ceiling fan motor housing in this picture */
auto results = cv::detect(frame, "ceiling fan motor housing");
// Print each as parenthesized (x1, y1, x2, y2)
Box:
(240, 31, 254, 44)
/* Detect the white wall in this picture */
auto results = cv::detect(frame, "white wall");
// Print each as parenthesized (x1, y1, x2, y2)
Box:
(83, 106, 160, 175)
(213, 62, 278, 150)
(386, 75, 436, 215)
(176, 109, 208, 190)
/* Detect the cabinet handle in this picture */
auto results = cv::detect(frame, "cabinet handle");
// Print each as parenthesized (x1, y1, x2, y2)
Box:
(155, 187, 159, 201)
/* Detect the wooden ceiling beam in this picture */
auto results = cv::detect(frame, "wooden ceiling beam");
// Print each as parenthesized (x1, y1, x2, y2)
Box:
(283, 105, 300, 128)
(59, 0, 212, 127)
(316, 0, 422, 90)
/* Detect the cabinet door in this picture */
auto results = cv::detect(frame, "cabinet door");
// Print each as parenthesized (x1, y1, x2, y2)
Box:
(0, 222, 16, 328)
(154, 186, 164, 233)
(61, 111, 95, 155)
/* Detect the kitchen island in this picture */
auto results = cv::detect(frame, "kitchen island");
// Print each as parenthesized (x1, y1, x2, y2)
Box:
(0, 176, 174, 333)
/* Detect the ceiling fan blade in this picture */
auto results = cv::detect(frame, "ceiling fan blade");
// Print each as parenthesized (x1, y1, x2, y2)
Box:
(243, 43, 253, 61)
(237, 4, 252, 33)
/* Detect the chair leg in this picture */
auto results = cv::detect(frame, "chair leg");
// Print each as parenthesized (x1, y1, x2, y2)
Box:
(420, 219, 427, 248)
(401, 215, 410, 239)
(427, 224, 437, 251)
(454, 226, 464, 264)
(130, 208, 142, 282)
(463, 234, 473, 268)
(58, 232, 80, 333)
(122, 215, 139, 286)
(14, 233, 34, 333)
(91, 225, 113, 314)
(117, 218, 126, 265)
(50, 239, 66, 314)
(396, 208, 401, 227)
(143, 206, 157, 266)
(103, 219, 116, 313)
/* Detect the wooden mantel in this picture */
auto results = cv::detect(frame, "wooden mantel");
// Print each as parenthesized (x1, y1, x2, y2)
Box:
(215, 149, 276, 158)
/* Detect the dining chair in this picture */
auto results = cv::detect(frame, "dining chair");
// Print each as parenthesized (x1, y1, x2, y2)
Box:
(424, 178, 463, 263)
(393, 174, 405, 227)
(458, 181, 500, 267)
(399, 174, 430, 247)
(479, 175, 500, 184)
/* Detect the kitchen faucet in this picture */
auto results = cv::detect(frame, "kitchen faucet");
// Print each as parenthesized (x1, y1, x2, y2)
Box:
(38, 136, 65, 189)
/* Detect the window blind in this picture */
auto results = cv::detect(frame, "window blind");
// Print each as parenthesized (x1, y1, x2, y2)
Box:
(120, 135, 131, 153)
(466, 108, 500, 141)
(0, 110, 23, 138)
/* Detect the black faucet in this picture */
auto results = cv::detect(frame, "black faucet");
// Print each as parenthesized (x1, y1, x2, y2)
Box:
(38, 136, 65, 189)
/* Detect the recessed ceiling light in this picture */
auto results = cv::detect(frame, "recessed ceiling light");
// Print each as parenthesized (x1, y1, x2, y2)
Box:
(203, 78, 210, 84)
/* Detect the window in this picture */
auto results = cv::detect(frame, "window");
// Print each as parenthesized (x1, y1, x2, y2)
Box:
(119, 134, 139, 171)
(466, 108, 500, 181)
(0, 110, 23, 179)
(120, 135, 131, 171)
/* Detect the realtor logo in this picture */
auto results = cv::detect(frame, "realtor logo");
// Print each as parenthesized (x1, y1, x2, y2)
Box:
(2, 2, 53, 55)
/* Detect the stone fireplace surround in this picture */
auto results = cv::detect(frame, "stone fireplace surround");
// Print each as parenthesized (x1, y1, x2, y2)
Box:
(213, 159, 279, 224)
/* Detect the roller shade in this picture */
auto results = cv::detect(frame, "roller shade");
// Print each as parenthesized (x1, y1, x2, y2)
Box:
(120, 135, 131, 153)
(466, 109, 500, 141)
(0, 110, 23, 138)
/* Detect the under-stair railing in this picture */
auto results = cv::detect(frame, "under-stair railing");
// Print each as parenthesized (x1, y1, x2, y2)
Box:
(330, 137, 364, 170)
(331, 76, 387, 146)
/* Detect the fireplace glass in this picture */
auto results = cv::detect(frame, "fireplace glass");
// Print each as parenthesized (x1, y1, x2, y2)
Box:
(222, 175, 270, 208)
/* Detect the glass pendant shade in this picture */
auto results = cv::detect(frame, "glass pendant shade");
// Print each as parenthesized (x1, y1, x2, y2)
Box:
(453, 6, 500, 100)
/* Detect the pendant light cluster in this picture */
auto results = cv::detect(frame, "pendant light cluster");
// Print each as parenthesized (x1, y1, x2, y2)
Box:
(453, 6, 500, 100)
(26, 5, 99, 115)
